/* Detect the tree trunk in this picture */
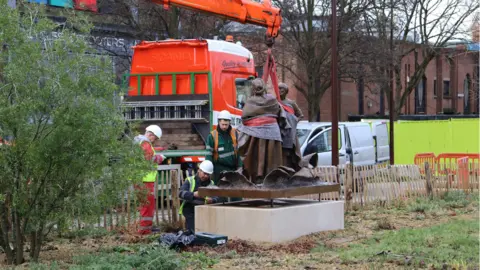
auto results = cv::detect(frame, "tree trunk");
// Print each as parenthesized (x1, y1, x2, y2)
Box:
(307, 95, 321, 121)
(13, 211, 24, 265)
(394, 63, 403, 115)
(30, 224, 44, 262)
(0, 200, 14, 264)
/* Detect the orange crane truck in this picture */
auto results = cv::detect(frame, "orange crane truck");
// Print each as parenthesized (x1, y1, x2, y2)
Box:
(122, 0, 283, 171)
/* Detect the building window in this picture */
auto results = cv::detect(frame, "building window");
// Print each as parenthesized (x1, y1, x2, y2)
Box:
(443, 80, 450, 97)
(415, 76, 426, 114)
(464, 74, 471, 114)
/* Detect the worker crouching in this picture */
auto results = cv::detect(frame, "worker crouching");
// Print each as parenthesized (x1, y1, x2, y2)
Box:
(179, 160, 218, 232)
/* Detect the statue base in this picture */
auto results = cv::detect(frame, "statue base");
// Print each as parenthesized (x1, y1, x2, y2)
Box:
(194, 199, 344, 243)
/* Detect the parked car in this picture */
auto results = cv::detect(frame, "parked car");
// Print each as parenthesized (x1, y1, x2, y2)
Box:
(297, 121, 390, 167)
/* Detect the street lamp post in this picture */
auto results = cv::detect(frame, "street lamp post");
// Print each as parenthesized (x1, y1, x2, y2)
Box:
(331, 0, 339, 166)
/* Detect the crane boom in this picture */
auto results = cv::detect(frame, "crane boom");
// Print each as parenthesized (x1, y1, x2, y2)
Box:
(152, 0, 282, 39)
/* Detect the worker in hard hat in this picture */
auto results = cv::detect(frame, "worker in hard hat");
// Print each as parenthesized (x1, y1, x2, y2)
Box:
(206, 110, 243, 184)
(179, 160, 218, 232)
(133, 124, 166, 235)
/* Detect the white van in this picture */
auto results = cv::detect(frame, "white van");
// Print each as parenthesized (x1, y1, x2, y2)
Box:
(297, 121, 390, 167)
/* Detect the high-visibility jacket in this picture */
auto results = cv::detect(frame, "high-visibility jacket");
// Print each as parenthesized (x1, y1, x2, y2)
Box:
(142, 142, 157, 183)
(179, 176, 214, 215)
(210, 128, 238, 161)
(205, 126, 242, 184)
(134, 135, 159, 183)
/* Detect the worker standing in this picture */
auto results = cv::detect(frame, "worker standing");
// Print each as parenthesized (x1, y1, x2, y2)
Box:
(206, 110, 243, 184)
(179, 160, 218, 232)
(134, 125, 165, 235)
(206, 110, 243, 202)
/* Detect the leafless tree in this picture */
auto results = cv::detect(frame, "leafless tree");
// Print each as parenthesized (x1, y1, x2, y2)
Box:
(272, 0, 374, 121)
(90, 0, 228, 80)
(362, 0, 479, 115)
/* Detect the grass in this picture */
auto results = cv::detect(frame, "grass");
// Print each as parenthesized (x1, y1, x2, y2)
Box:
(407, 190, 477, 215)
(311, 190, 480, 268)
(16, 190, 480, 269)
(27, 244, 218, 270)
(337, 219, 479, 268)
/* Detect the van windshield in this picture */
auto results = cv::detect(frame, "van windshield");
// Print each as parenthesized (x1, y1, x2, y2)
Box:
(297, 129, 310, 146)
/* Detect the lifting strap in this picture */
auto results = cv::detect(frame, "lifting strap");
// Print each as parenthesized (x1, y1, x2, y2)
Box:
(211, 128, 238, 161)
(262, 48, 295, 115)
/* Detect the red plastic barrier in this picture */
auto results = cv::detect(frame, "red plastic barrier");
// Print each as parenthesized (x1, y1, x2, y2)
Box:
(436, 153, 480, 176)
(457, 157, 469, 189)
(414, 153, 436, 174)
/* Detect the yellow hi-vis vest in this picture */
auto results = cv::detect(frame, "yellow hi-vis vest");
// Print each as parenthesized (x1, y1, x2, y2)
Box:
(179, 176, 214, 215)
(142, 142, 158, 183)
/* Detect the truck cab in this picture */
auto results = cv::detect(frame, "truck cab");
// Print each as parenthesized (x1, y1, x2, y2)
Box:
(122, 38, 256, 166)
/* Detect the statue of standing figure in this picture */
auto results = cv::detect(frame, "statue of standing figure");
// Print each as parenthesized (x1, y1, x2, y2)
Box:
(278, 82, 303, 169)
(236, 78, 285, 184)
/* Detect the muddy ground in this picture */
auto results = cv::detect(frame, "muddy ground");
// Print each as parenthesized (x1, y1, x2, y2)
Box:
(1, 199, 478, 269)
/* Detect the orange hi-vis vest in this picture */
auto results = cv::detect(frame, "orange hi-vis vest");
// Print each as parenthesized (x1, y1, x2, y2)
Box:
(211, 128, 237, 161)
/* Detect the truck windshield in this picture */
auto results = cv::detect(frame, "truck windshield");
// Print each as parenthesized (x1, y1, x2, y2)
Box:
(235, 78, 252, 109)
(297, 129, 310, 146)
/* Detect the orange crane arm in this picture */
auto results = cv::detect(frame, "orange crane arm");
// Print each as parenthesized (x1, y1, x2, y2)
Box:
(152, 0, 282, 39)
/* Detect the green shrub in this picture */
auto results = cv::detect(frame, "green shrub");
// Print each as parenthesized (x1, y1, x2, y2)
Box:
(71, 246, 185, 270)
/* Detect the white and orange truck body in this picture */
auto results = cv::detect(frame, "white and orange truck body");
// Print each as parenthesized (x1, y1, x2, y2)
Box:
(123, 38, 256, 164)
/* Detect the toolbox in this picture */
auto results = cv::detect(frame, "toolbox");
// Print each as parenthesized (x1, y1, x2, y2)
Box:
(194, 232, 228, 247)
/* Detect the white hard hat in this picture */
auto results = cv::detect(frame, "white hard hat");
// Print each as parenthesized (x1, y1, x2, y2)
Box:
(218, 110, 232, 121)
(198, 160, 214, 174)
(146, 125, 162, 139)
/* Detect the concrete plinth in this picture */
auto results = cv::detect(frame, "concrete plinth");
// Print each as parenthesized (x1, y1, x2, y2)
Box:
(195, 199, 344, 243)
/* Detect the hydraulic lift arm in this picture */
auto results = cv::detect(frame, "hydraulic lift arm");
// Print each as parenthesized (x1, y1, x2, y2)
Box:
(152, 0, 282, 41)
(151, 0, 290, 112)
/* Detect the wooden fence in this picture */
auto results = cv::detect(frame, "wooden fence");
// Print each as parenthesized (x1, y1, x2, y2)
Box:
(73, 161, 479, 231)
(288, 162, 479, 209)
(72, 165, 185, 231)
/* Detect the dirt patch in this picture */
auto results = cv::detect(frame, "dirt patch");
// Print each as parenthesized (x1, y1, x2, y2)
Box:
(183, 237, 317, 256)
(1, 197, 478, 269)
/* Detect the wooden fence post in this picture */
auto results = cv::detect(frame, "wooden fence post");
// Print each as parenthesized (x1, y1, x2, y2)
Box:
(155, 172, 159, 226)
(425, 162, 433, 198)
(166, 170, 172, 222)
(171, 170, 179, 224)
(160, 171, 165, 222)
(345, 164, 353, 212)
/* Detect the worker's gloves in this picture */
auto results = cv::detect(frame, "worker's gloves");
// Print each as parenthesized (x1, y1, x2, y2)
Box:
(153, 154, 167, 164)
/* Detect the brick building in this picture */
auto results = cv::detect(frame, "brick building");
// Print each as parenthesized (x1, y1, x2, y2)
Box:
(261, 43, 479, 121)
(237, 25, 480, 121)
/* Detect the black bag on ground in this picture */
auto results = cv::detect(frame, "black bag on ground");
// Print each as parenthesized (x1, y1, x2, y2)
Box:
(158, 230, 196, 249)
